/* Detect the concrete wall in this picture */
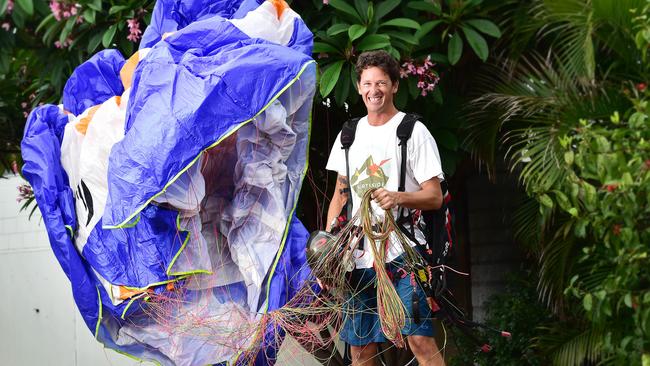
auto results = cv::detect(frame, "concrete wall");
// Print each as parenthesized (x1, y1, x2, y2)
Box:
(464, 169, 525, 321)
(0, 174, 321, 366)
(0, 174, 137, 366)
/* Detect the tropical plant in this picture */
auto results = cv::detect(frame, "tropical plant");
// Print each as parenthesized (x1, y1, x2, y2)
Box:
(449, 269, 552, 366)
(464, 0, 650, 364)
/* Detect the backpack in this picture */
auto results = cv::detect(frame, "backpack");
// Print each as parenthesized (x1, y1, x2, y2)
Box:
(339, 113, 456, 297)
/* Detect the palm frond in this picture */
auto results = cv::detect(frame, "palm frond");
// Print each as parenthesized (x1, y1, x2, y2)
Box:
(536, 322, 607, 366)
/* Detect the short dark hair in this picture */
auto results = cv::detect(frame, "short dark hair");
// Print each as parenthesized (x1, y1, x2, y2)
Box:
(355, 50, 400, 84)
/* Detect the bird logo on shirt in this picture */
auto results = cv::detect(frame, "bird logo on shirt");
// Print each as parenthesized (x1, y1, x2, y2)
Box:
(351, 156, 391, 197)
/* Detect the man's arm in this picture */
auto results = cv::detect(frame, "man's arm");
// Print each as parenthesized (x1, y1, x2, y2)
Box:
(372, 177, 442, 211)
(325, 174, 349, 232)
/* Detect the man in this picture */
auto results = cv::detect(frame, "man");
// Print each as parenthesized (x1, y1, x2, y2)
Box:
(325, 50, 447, 366)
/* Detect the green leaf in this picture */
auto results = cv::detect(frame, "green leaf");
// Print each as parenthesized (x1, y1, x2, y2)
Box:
(356, 34, 390, 51)
(319, 60, 345, 97)
(83, 9, 96, 24)
(568, 207, 578, 217)
(328, 0, 362, 23)
(415, 20, 442, 40)
(354, 0, 369, 22)
(313, 42, 340, 54)
(374, 0, 400, 21)
(348, 24, 367, 42)
(35, 13, 55, 34)
(109, 5, 130, 15)
(539, 194, 554, 208)
(15, 0, 33, 16)
(11, 6, 25, 28)
(380, 18, 421, 30)
(624, 293, 633, 308)
(334, 64, 351, 106)
(407, 1, 441, 14)
(0, 0, 7, 16)
(366, 2, 373, 22)
(564, 151, 574, 165)
(386, 46, 400, 61)
(88, 31, 103, 53)
(583, 293, 593, 311)
(465, 19, 501, 38)
(59, 16, 76, 44)
(327, 23, 350, 37)
(385, 31, 418, 45)
(447, 33, 463, 65)
(102, 24, 117, 48)
(461, 26, 488, 61)
(87, 0, 102, 11)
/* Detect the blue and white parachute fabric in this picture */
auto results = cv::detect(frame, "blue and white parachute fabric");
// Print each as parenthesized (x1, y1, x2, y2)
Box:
(21, 1, 315, 364)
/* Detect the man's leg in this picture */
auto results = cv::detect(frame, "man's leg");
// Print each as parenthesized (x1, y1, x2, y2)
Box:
(350, 343, 379, 366)
(407, 335, 445, 366)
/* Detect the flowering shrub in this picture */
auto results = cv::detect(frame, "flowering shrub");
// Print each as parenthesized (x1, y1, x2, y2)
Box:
(400, 55, 440, 97)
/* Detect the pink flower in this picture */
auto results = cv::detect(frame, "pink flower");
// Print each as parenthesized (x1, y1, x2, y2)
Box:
(417, 80, 426, 89)
(16, 184, 34, 203)
(6, 0, 13, 14)
(21, 102, 27, 108)
(424, 55, 433, 67)
(70, 6, 77, 15)
(1, 22, 10, 31)
(11, 161, 19, 175)
(126, 18, 142, 42)
(399, 69, 408, 78)
(407, 63, 416, 74)
(416, 66, 426, 75)
(50, 1, 62, 20)
(323, 0, 329, 4)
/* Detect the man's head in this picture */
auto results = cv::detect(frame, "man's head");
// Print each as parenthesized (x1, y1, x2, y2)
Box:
(355, 50, 400, 84)
(355, 51, 400, 116)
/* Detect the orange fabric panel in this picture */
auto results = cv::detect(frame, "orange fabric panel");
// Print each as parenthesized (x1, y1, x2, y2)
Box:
(75, 105, 100, 135)
(117, 285, 153, 300)
(120, 51, 141, 90)
(268, 0, 288, 19)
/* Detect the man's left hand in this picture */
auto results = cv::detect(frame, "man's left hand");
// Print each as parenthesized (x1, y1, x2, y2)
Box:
(372, 188, 400, 210)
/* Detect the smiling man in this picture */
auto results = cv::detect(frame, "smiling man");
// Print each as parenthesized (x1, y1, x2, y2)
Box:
(325, 50, 447, 366)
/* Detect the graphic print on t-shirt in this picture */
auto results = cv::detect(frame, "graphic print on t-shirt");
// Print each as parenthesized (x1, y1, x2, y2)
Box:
(350, 156, 392, 197)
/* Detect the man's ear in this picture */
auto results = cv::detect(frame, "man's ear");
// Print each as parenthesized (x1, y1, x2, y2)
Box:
(357, 82, 362, 95)
(392, 81, 399, 94)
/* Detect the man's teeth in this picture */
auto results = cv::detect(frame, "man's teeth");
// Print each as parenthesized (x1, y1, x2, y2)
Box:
(369, 96, 381, 102)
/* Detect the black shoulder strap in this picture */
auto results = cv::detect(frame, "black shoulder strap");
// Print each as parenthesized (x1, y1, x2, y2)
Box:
(340, 118, 360, 149)
(396, 113, 421, 192)
(340, 118, 360, 217)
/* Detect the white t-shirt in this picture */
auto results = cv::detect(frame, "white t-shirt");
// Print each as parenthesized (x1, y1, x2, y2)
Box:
(326, 112, 444, 269)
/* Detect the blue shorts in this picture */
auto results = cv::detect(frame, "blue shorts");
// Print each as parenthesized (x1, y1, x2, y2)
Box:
(339, 259, 436, 346)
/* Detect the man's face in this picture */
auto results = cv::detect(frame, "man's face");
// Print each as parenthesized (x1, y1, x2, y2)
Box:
(357, 66, 398, 114)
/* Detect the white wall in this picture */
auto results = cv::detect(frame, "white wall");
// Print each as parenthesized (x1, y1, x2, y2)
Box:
(0, 174, 321, 366)
(0, 175, 137, 366)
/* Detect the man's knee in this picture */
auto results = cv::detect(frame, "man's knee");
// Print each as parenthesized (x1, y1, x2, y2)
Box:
(408, 335, 445, 365)
(350, 343, 378, 365)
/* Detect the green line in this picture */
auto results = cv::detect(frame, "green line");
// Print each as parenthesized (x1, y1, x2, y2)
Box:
(113, 349, 162, 366)
(94, 286, 102, 339)
(64, 225, 74, 238)
(103, 60, 317, 230)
